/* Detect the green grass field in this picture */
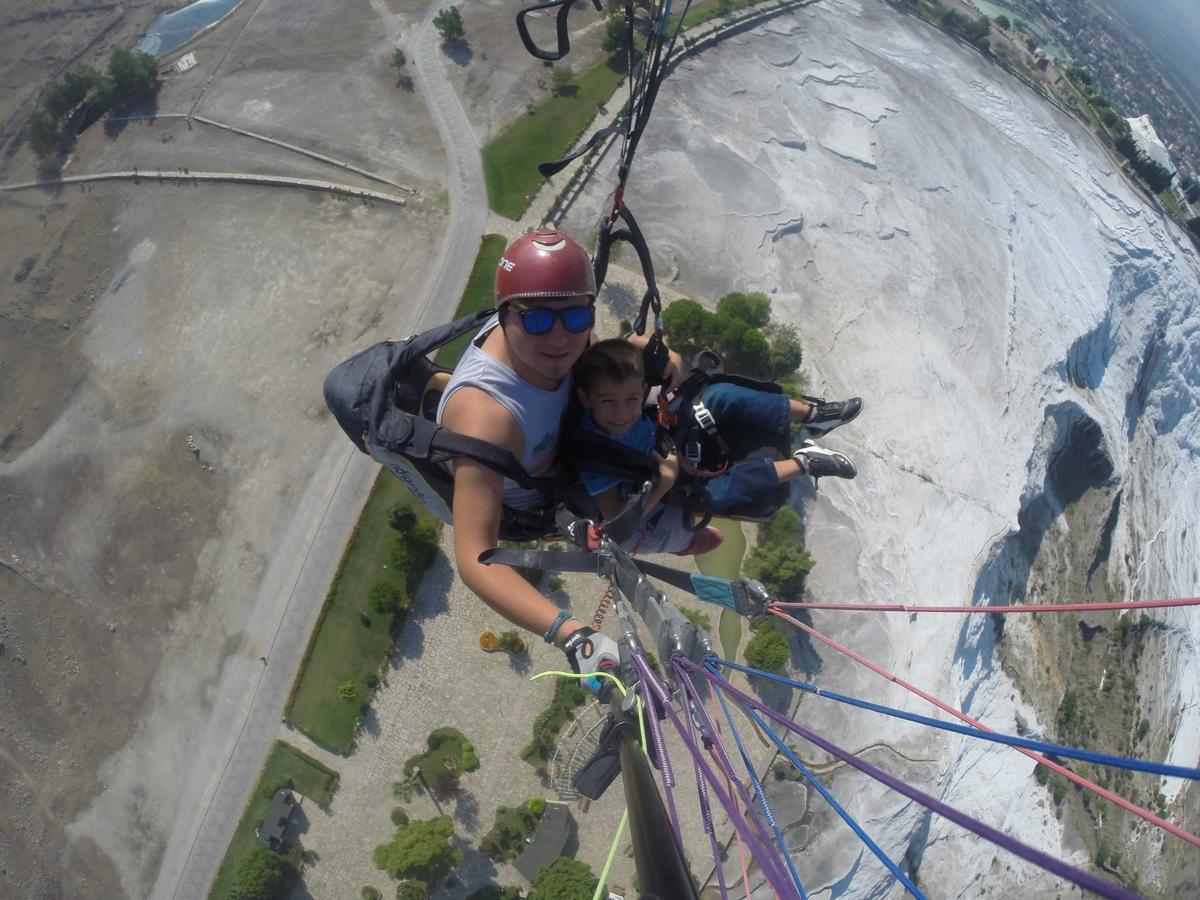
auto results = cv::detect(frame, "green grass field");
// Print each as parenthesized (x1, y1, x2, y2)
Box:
(286, 481, 438, 753)
(434, 234, 507, 368)
(482, 60, 625, 220)
(208, 741, 339, 900)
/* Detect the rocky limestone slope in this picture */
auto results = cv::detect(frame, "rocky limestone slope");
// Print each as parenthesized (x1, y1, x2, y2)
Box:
(564, 0, 1198, 895)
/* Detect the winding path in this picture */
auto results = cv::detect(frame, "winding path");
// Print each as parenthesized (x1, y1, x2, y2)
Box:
(158, 4, 487, 898)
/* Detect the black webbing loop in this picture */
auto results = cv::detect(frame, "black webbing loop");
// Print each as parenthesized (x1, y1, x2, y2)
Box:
(516, 0, 602, 61)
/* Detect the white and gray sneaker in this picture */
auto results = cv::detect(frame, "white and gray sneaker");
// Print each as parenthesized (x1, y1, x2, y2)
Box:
(801, 395, 863, 435)
(794, 440, 857, 484)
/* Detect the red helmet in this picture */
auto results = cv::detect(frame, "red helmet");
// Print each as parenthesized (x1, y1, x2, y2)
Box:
(495, 228, 597, 304)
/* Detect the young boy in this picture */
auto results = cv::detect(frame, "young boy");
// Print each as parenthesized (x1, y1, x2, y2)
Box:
(572, 339, 860, 555)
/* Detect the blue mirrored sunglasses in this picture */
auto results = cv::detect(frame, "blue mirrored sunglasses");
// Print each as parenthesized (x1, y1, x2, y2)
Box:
(505, 303, 595, 336)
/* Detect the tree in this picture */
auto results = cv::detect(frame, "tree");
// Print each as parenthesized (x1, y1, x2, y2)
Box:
(26, 110, 62, 159)
(433, 6, 465, 43)
(231, 845, 297, 900)
(743, 618, 790, 674)
(1183, 177, 1200, 204)
(105, 48, 158, 109)
(744, 507, 813, 598)
(716, 291, 771, 328)
(1187, 217, 1200, 238)
(602, 14, 626, 52)
(528, 857, 598, 900)
(391, 48, 407, 68)
(466, 888, 523, 900)
(369, 580, 406, 615)
(994, 15, 1010, 30)
(373, 815, 462, 883)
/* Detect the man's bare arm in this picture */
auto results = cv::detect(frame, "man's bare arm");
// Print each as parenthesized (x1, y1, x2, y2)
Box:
(442, 388, 578, 640)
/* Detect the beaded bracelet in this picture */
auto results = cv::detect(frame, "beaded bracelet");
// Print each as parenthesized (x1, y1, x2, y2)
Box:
(542, 609, 572, 644)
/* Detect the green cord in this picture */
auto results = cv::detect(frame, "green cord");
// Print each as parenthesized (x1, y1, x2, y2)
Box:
(530, 670, 652, 899)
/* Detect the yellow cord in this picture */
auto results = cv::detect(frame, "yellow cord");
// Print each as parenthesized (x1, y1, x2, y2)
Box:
(531, 670, 651, 898)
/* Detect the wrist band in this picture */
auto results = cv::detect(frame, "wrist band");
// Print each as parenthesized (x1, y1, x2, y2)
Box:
(543, 610, 572, 644)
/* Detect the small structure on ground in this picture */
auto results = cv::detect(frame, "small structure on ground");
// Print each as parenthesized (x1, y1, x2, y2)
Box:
(175, 52, 198, 74)
(513, 803, 576, 883)
(258, 789, 299, 850)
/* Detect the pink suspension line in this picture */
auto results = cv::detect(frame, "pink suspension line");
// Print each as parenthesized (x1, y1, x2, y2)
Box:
(771, 597, 1200, 614)
(769, 608, 1200, 850)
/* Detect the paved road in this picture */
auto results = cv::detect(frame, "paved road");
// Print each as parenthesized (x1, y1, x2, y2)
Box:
(160, 3, 488, 898)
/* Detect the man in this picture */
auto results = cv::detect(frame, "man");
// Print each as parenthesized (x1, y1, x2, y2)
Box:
(437, 228, 621, 678)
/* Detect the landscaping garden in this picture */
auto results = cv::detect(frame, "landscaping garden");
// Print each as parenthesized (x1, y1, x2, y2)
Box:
(208, 741, 339, 900)
(284, 483, 441, 753)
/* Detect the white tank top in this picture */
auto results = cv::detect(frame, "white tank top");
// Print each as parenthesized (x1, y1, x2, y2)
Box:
(437, 316, 571, 509)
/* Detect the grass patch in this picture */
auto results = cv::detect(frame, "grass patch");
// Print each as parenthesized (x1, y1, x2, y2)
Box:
(209, 741, 339, 900)
(286, 480, 441, 753)
(434, 234, 507, 368)
(482, 59, 625, 220)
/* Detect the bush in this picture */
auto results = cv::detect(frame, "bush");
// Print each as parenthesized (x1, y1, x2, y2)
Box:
(338, 680, 359, 702)
(679, 606, 713, 631)
(232, 845, 298, 900)
(466, 887, 523, 900)
(1187, 217, 1200, 238)
(743, 619, 790, 674)
(498, 630, 527, 655)
(396, 880, 429, 900)
(362, 888, 382, 900)
(391, 807, 409, 826)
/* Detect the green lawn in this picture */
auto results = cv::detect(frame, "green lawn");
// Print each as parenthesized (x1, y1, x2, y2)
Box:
(286, 481, 439, 752)
(482, 60, 625, 220)
(434, 234, 507, 368)
(208, 741, 339, 900)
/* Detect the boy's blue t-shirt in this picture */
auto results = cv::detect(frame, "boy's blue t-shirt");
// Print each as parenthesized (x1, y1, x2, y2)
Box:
(578, 411, 656, 496)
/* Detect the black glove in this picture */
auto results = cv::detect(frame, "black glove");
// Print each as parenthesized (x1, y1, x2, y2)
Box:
(562, 626, 619, 695)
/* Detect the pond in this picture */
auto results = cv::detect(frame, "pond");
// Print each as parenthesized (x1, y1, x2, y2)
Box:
(134, 0, 244, 57)
(968, 0, 1064, 59)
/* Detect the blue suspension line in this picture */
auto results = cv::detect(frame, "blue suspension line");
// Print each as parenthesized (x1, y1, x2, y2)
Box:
(714, 658, 1200, 782)
(706, 662, 925, 899)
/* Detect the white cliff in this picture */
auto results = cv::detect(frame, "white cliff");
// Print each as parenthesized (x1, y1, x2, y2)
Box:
(564, 0, 1199, 895)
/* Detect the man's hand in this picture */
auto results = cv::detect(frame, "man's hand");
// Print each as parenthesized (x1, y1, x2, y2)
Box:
(562, 626, 619, 695)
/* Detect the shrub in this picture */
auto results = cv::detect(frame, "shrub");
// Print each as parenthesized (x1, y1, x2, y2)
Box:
(338, 680, 359, 702)
(498, 630, 528, 655)
(362, 888, 382, 900)
(391, 807, 409, 826)
(396, 880, 429, 900)
(743, 619, 790, 674)
(232, 845, 298, 900)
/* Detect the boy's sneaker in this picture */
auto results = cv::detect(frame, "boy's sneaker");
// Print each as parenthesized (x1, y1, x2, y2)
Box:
(676, 525, 724, 557)
(801, 396, 863, 435)
(794, 440, 857, 483)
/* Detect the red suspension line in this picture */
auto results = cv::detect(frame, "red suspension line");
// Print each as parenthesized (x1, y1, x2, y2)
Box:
(770, 608, 1200, 850)
(771, 597, 1200, 614)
